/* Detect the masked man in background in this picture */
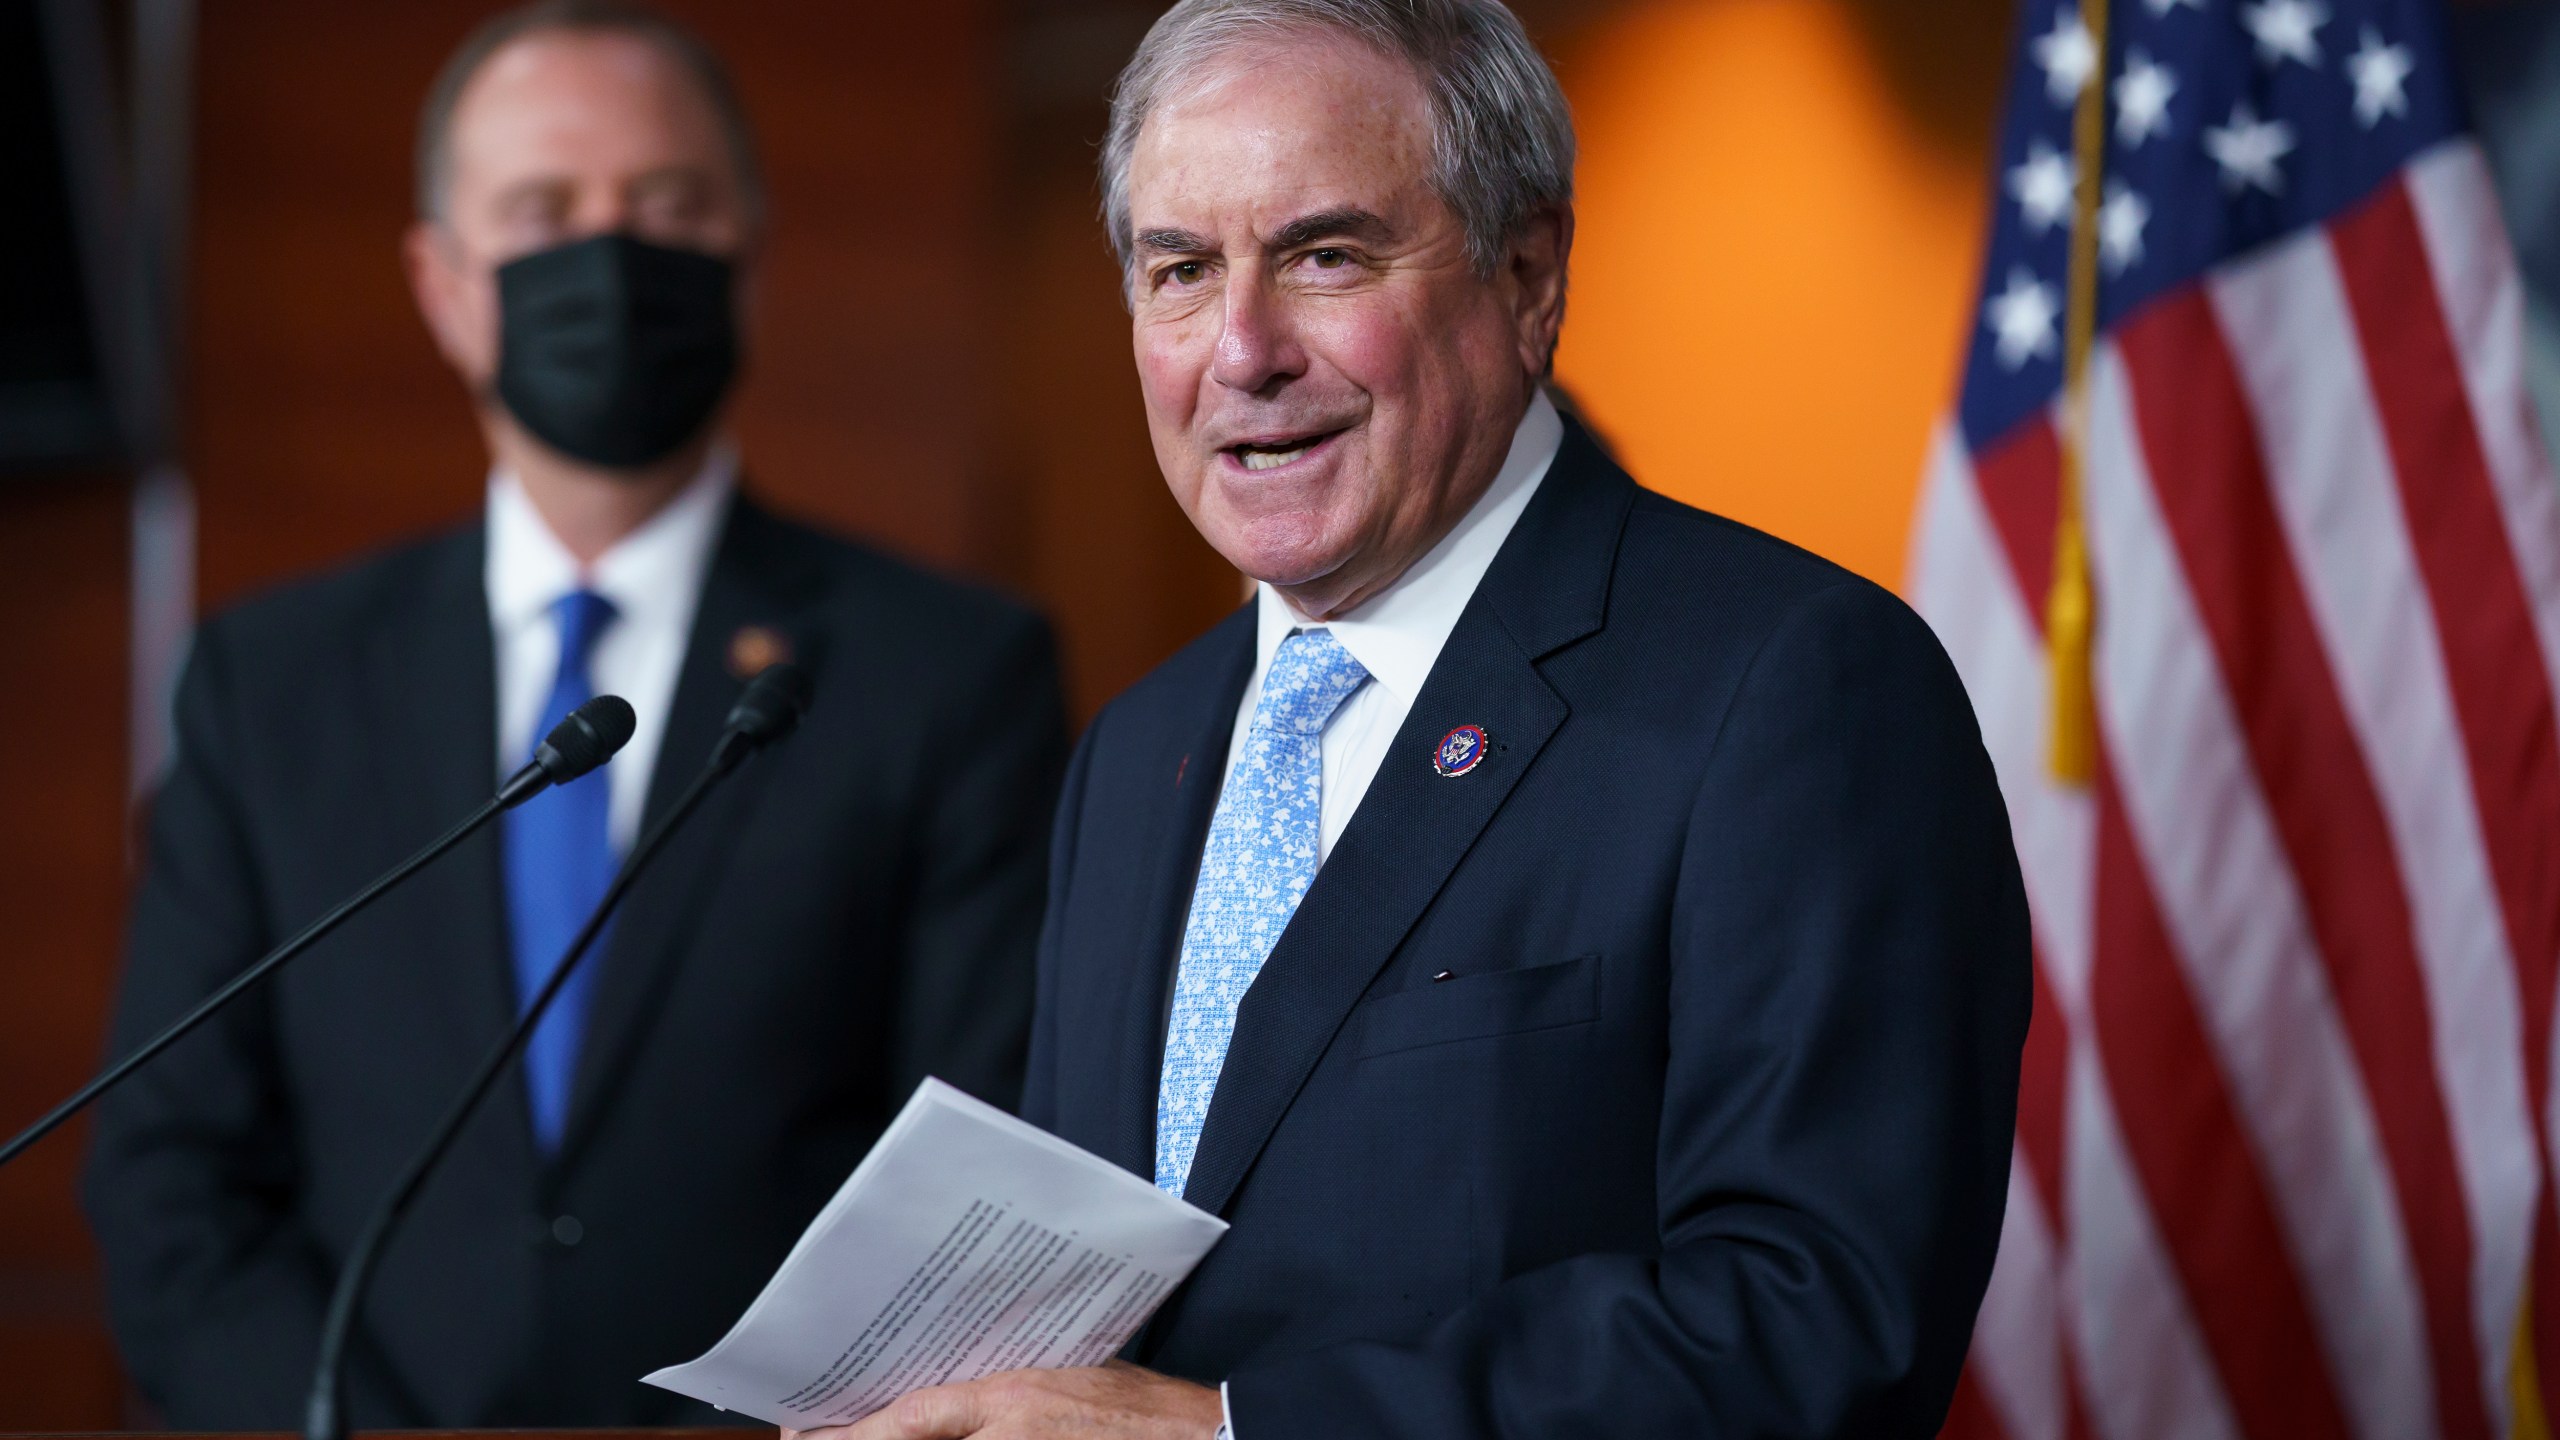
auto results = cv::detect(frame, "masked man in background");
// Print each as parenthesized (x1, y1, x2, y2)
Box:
(84, 1, 1068, 1425)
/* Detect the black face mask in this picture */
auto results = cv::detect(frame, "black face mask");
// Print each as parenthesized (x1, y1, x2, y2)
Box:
(493, 233, 739, 469)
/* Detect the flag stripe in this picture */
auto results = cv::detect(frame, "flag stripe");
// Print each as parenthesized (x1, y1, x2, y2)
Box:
(2355, 182, 2560, 1418)
(2088, 340, 2385, 1424)
(2342, 167, 2560, 1407)
(2402, 146, 2560, 742)
(2207, 216, 2541, 1430)
(2400, 154, 2560, 1405)
(2066, 1039, 2244, 1440)
(1914, 427, 2233, 1440)
(2117, 291, 2491, 1439)
(2338, 175, 2560, 1138)
(1962, 1151, 2103, 1440)
(2089, 748, 2355, 1439)
(1943, 1365, 2012, 1440)
(1970, 416, 2065, 618)
(1968, 1158, 2067, 1440)
(2018, 949, 2070, 1231)
(2089, 334, 2435, 1439)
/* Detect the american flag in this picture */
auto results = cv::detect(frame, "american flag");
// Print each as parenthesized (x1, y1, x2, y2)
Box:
(1910, 1, 2560, 1437)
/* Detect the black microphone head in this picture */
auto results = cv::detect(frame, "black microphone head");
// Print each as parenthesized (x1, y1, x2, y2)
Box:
(724, 662, 812, 749)
(535, 694, 637, 785)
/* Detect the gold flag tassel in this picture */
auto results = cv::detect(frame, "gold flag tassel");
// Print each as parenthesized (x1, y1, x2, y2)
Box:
(2515, 1291, 2554, 1440)
(2047, 0, 2109, 785)
(2046, 441, 2098, 783)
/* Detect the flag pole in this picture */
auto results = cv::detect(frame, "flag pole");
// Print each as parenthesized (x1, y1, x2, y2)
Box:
(2047, 0, 2108, 785)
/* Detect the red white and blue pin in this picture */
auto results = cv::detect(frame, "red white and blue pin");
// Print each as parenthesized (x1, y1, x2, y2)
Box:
(1434, 724, 1490, 778)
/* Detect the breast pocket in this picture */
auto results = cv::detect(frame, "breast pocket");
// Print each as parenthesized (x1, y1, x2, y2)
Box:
(1354, 954, 1603, 1059)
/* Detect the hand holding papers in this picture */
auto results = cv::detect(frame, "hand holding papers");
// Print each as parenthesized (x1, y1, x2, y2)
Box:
(644, 1079, 1228, 1428)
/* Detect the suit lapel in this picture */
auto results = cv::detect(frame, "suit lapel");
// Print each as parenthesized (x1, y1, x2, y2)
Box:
(1175, 425, 1635, 1218)
(366, 527, 520, 1062)
(1096, 610, 1256, 1181)
(553, 494, 828, 1168)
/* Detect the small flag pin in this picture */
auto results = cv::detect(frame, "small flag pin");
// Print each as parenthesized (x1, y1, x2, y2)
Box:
(727, 624, 793, 679)
(1433, 724, 1489, 778)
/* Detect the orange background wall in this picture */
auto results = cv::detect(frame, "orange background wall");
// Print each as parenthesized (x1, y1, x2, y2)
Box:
(1554, 0, 2012, 590)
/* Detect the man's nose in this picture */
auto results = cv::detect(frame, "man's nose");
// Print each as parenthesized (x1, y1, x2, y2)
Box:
(567, 188, 636, 242)
(1209, 274, 1305, 396)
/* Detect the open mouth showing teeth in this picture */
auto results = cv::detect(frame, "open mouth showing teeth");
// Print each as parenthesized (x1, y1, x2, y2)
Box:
(1229, 430, 1343, 472)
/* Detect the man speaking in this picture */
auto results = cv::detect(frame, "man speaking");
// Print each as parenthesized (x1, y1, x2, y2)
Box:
(87, 2, 1065, 1426)
(792, 1, 2030, 1436)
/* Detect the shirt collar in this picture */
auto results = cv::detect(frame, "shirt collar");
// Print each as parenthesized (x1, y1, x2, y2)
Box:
(1254, 389, 1563, 704)
(485, 443, 738, 635)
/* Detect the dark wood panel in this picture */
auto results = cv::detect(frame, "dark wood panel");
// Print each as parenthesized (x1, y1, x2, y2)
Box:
(0, 475, 133, 1427)
(185, 0, 1008, 613)
(994, 4, 1248, 717)
(990, 144, 1242, 718)
(187, 2, 490, 608)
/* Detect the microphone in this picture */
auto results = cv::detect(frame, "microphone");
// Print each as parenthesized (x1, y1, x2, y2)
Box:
(713, 656, 815, 772)
(0, 695, 637, 1172)
(304, 664, 812, 1440)
(501, 693, 639, 805)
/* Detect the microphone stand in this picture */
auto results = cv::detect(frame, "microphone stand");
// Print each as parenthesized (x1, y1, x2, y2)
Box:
(0, 695, 633, 1171)
(303, 668, 806, 1440)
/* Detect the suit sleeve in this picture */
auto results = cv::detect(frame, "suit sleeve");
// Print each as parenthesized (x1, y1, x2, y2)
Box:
(887, 610, 1072, 1115)
(80, 621, 422, 1426)
(1226, 580, 2033, 1438)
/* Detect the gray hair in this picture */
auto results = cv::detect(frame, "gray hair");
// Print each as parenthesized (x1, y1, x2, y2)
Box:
(414, 0, 766, 229)
(1100, 0, 1575, 279)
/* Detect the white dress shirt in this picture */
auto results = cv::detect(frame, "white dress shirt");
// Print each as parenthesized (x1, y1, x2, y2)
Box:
(485, 446, 737, 853)
(1206, 390, 1562, 1438)
(1221, 390, 1564, 858)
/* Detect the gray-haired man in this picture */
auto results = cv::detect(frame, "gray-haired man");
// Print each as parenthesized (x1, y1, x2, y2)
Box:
(790, 1, 2027, 1435)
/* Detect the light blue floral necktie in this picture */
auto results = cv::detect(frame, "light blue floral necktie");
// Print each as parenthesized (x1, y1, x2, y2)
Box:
(1156, 628, 1370, 1196)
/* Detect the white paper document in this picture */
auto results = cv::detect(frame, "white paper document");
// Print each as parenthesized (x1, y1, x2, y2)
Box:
(643, 1078, 1228, 1427)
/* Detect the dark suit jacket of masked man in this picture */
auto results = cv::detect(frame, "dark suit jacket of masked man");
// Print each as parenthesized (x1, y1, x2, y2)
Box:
(85, 487, 1068, 1427)
(1025, 415, 2032, 1436)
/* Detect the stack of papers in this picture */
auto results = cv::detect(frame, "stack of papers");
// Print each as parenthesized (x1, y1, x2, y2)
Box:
(645, 1079, 1228, 1428)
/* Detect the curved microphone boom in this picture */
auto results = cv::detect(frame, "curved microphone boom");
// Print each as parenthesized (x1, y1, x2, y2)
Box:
(304, 664, 811, 1440)
(0, 696, 636, 1173)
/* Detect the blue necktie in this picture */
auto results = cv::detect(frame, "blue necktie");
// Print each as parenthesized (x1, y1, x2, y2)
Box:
(1156, 629, 1369, 1196)
(504, 589, 620, 1152)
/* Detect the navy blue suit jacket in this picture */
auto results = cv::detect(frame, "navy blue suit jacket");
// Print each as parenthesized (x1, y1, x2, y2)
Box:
(88, 497, 1066, 1426)
(1023, 420, 2031, 1437)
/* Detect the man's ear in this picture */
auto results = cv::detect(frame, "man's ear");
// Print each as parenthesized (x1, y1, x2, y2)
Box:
(1507, 205, 1574, 378)
(403, 221, 485, 380)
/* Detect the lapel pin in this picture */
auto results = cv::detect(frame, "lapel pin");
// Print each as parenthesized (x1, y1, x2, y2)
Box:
(727, 624, 793, 680)
(1433, 724, 1489, 778)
